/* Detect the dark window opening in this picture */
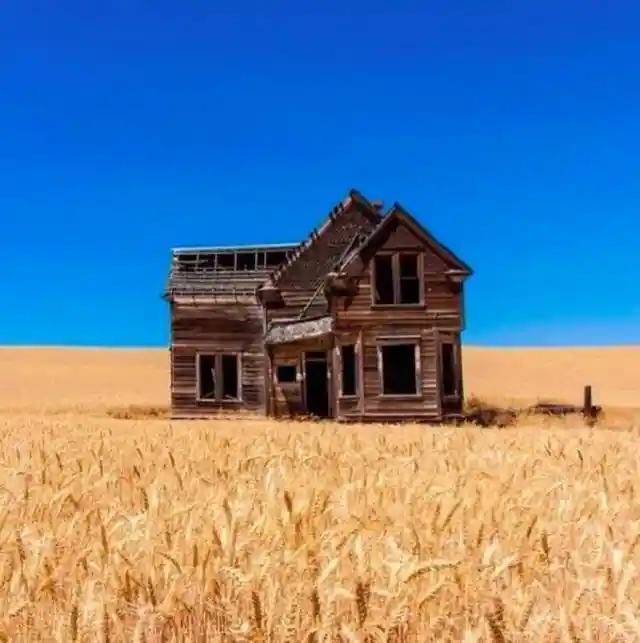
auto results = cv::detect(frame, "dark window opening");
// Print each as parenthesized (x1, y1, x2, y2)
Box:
(341, 344, 357, 396)
(178, 262, 195, 273)
(374, 253, 422, 305)
(217, 253, 235, 270)
(221, 355, 239, 399)
(441, 343, 457, 396)
(176, 254, 199, 273)
(399, 254, 418, 277)
(236, 252, 256, 271)
(265, 251, 288, 268)
(197, 355, 217, 399)
(399, 254, 421, 304)
(199, 254, 215, 270)
(198, 353, 241, 401)
(304, 354, 329, 418)
(381, 344, 418, 395)
(276, 364, 297, 383)
(374, 255, 394, 304)
(306, 351, 326, 360)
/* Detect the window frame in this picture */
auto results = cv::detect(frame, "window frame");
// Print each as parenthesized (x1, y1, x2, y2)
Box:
(376, 336, 422, 398)
(438, 333, 461, 399)
(195, 352, 243, 403)
(337, 340, 359, 399)
(371, 251, 424, 307)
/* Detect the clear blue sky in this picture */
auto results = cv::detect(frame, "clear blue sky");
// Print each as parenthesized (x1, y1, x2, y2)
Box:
(2, 0, 639, 346)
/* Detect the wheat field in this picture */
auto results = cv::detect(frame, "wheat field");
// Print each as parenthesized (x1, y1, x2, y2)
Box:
(0, 346, 639, 642)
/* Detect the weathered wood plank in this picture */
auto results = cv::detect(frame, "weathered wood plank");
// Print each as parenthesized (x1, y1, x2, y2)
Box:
(171, 301, 265, 414)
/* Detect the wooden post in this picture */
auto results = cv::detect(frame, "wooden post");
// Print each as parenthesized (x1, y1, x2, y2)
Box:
(583, 385, 592, 413)
(583, 384, 596, 425)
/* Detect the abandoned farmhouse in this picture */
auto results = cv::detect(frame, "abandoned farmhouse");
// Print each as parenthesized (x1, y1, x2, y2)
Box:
(164, 189, 473, 421)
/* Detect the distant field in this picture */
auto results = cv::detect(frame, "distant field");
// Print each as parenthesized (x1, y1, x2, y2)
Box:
(0, 346, 638, 641)
(1, 345, 638, 412)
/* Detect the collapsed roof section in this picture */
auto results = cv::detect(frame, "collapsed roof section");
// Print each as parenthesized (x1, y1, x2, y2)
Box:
(164, 242, 299, 298)
(265, 190, 382, 290)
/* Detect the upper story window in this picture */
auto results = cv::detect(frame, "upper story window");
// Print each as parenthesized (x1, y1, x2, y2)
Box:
(373, 252, 422, 305)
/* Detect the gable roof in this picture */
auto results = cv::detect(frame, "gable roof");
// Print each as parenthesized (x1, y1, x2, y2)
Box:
(265, 189, 382, 288)
(338, 202, 473, 276)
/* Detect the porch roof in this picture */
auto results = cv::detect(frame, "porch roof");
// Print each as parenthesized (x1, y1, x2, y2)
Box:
(264, 316, 333, 345)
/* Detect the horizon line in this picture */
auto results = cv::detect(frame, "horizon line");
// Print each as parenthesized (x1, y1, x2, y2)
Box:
(1, 343, 639, 350)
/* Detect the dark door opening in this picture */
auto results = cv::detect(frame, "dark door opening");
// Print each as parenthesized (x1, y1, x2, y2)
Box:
(304, 352, 330, 418)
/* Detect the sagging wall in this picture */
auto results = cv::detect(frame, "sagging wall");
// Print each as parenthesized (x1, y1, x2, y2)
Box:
(170, 299, 265, 416)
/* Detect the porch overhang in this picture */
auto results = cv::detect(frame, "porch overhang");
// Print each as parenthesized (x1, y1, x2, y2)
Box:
(264, 316, 334, 345)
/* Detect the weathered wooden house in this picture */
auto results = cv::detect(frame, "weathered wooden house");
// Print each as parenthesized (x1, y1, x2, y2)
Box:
(164, 189, 473, 422)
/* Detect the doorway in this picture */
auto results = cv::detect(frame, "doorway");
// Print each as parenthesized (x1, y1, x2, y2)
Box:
(304, 351, 330, 418)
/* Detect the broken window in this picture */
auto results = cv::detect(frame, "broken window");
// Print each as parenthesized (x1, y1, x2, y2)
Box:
(380, 343, 418, 395)
(373, 253, 422, 305)
(199, 254, 215, 270)
(276, 364, 297, 383)
(340, 344, 357, 396)
(221, 354, 239, 399)
(197, 355, 217, 400)
(373, 255, 394, 304)
(441, 342, 458, 396)
(265, 251, 288, 268)
(216, 253, 235, 270)
(197, 353, 241, 401)
(398, 254, 421, 304)
(175, 254, 197, 273)
(236, 252, 257, 271)
(256, 252, 266, 269)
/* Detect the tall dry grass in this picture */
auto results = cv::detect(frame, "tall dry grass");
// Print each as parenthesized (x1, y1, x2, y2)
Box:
(0, 346, 639, 641)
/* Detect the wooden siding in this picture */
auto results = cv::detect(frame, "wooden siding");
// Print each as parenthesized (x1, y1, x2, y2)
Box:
(333, 268, 463, 333)
(378, 219, 435, 253)
(170, 299, 265, 416)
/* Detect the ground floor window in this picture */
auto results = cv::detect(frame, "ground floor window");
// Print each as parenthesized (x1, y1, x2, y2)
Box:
(276, 363, 297, 383)
(340, 343, 357, 397)
(196, 353, 242, 401)
(440, 337, 460, 397)
(378, 341, 420, 395)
